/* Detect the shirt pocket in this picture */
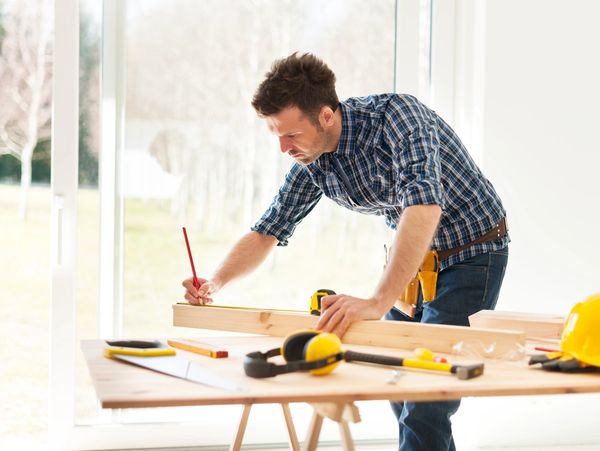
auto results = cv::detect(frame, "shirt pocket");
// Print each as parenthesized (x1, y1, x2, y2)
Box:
(372, 152, 398, 206)
(322, 173, 356, 209)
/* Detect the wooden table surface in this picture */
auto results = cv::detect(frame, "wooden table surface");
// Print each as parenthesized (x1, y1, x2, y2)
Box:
(81, 337, 600, 409)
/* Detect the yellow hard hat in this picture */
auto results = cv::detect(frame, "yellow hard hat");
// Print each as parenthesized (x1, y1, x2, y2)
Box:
(560, 294, 600, 367)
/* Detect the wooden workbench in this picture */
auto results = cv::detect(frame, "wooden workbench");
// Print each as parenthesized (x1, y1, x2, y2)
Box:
(83, 305, 600, 449)
(82, 334, 600, 450)
(82, 336, 600, 409)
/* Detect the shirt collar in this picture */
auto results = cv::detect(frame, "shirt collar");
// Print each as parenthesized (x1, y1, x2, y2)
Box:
(335, 101, 354, 157)
(312, 101, 354, 172)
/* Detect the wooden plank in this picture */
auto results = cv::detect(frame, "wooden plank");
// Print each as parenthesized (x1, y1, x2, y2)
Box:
(469, 310, 565, 340)
(172, 304, 526, 357)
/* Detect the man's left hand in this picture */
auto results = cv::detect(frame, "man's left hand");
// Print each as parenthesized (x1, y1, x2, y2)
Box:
(315, 294, 385, 338)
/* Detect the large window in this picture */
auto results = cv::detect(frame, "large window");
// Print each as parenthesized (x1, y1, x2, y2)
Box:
(121, 0, 398, 334)
(0, 0, 429, 448)
(73, 0, 427, 448)
(0, 0, 431, 449)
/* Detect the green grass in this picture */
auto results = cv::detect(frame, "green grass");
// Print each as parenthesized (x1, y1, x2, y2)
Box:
(0, 183, 388, 444)
(0, 185, 52, 442)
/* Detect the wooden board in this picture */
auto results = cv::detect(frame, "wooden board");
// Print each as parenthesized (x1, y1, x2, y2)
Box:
(172, 304, 526, 358)
(82, 337, 600, 409)
(469, 310, 565, 340)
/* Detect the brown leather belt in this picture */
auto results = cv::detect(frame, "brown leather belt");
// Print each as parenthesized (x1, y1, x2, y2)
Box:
(436, 217, 508, 261)
(393, 217, 508, 317)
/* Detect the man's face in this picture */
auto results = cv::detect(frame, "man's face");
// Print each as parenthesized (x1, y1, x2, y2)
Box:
(266, 106, 334, 165)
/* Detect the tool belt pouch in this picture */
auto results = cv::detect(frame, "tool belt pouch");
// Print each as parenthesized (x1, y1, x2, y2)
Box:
(393, 218, 507, 313)
(417, 270, 438, 302)
(418, 250, 439, 302)
(394, 250, 439, 317)
(396, 277, 419, 318)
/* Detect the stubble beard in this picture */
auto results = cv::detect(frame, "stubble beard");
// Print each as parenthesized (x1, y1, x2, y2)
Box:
(299, 129, 334, 165)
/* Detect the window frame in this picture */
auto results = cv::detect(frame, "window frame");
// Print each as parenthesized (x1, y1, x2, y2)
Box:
(49, 0, 79, 447)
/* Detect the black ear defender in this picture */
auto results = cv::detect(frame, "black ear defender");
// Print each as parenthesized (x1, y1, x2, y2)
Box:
(243, 330, 345, 378)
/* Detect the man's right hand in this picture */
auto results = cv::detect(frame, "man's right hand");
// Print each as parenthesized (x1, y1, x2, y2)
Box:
(180, 231, 277, 306)
(182, 277, 218, 305)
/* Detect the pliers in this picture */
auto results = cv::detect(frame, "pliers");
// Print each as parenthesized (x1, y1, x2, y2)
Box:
(528, 351, 599, 372)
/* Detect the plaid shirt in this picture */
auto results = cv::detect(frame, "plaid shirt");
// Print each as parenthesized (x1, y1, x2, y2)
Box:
(252, 94, 509, 269)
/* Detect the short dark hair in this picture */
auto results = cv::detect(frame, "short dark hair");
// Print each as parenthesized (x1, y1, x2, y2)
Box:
(252, 52, 339, 124)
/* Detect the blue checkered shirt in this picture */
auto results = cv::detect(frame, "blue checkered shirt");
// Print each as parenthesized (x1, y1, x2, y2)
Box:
(252, 94, 509, 269)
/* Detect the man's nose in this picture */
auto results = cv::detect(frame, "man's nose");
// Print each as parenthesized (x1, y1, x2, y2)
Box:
(279, 137, 292, 153)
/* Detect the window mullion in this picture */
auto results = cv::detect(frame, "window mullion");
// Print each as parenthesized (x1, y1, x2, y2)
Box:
(49, 0, 79, 447)
(99, 0, 126, 340)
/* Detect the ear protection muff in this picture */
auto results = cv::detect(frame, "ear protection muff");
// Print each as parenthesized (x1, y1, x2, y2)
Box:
(244, 329, 344, 378)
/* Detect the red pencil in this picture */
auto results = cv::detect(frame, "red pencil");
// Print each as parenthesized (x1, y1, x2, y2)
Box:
(182, 227, 200, 290)
(534, 346, 561, 353)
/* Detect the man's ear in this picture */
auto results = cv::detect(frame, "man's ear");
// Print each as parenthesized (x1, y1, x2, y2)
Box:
(319, 106, 335, 127)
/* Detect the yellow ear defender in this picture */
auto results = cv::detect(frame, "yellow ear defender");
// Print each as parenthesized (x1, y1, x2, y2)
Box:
(244, 329, 344, 378)
(299, 331, 343, 376)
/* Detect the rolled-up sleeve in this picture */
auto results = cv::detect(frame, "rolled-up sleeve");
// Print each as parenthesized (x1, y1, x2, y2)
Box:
(397, 123, 445, 209)
(251, 163, 323, 246)
(384, 97, 446, 210)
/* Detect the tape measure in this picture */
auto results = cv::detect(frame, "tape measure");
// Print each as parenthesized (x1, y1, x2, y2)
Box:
(310, 289, 336, 316)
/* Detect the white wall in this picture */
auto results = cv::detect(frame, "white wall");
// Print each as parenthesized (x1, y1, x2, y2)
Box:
(482, 0, 600, 314)
(450, 1, 600, 449)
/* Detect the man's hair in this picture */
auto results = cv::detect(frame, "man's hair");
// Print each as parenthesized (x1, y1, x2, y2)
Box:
(252, 52, 339, 125)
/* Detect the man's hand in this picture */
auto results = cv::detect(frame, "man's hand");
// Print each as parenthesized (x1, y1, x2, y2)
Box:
(180, 231, 278, 306)
(182, 277, 220, 305)
(314, 205, 442, 338)
(315, 294, 386, 338)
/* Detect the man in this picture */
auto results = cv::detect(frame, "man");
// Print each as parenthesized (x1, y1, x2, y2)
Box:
(182, 52, 509, 451)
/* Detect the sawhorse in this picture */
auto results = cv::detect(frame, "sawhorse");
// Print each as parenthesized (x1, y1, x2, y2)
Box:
(230, 402, 361, 451)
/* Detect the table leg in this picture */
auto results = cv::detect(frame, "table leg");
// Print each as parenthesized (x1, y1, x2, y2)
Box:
(229, 404, 252, 451)
(303, 410, 324, 451)
(338, 421, 355, 451)
(281, 403, 300, 451)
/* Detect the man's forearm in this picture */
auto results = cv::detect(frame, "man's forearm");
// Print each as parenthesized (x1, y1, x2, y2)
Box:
(212, 231, 278, 289)
(372, 204, 442, 312)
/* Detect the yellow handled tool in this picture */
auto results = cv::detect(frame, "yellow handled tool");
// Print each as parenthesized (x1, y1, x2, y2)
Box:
(104, 340, 176, 357)
(344, 349, 483, 380)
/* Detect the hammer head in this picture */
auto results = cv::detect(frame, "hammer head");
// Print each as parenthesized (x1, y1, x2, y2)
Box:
(456, 363, 485, 380)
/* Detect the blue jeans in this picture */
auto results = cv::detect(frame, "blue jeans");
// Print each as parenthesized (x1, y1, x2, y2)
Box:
(384, 247, 509, 451)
